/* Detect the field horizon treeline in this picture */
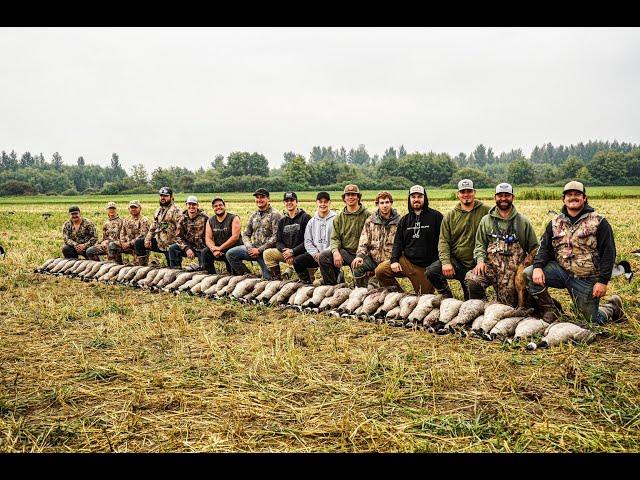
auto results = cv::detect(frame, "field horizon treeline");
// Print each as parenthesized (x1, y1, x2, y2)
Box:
(1, 139, 640, 197)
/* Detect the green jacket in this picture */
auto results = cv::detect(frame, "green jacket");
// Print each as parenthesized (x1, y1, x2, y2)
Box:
(330, 204, 370, 254)
(474, 204, 539, 263)
(439, 200, 490, 269)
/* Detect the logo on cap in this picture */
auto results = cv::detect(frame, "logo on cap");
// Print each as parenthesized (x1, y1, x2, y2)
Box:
(186, 196, 198, 205)
(409, 185, 426, 196)
(458, 179, 474, 191)
(495, 183, 514, 195)
(283, 191, 298, 201)
(159, 187, 173, 195)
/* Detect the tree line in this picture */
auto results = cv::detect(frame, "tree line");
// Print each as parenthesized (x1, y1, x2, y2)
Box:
(1, 140, 639, 196)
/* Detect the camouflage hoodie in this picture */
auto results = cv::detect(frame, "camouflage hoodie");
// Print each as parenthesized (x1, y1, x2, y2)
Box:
(63, 218, 98, 247)
(176, 208, 209, 252)
(145, 202, 183, 250)
(242, 205, 283, 253)
(356, 208, 401, 264)
(100, 216, 124, 244)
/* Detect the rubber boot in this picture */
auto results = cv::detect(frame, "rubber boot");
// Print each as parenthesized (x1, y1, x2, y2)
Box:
(466, 280, 487, 301)
(597, 295, 625, 324)
(268, 265, 282, 280)
(531, 287, 562, 323)
(136, 255, 149, 267)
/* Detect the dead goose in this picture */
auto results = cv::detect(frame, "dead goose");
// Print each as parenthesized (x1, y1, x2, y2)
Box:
(442, 299, 486, 333)
(316, 287, 352, 313)
(35, 257, 63, 273)
(335, 287, 368, 314)
(407, 294, 438, 325)
(141, 268, 173, 289)
(397, 294, 420, 320)
(68, 260, 92, 276)
(153, 269, 182, 290)
(423, 308, 441, 331)
(434, 298, 464, 325)
(82, 261, 114, 280)
(374, 291, 406, 318)
(527, 322, 597, 350)
(136, 267, 163, 288)
(46, 258, 73, 274)
(202, 274, 234, 297)
(122, 266, 145, 283)
(161, 271, 199, 292)
(190, 274, 224, 295)
(99, 264, 128, 283)
(230, 277, 263, 300)
(240, 280, 270, 303)
(358, 288, 389, 320)
(177, 274, 209, 293)
(270, 281, 305, 306)
(510, 317, 549, 343)
(302, 284, 342, 310)
(51, 259, 79, 275)
(384, 305, 402, 325)
(255, 280, 285, 304)
(289, 285, 316, 309)
(128, 266, 155, 286)
(115, 266, 134, 283)
(487, 316, 527, 341)
(216, 274, 253, 298)
(475, 303, 521, 336)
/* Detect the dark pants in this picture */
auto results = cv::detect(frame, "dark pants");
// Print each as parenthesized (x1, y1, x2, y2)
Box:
(524, 261, 606, 324)
(201, 248, 234, 275)
(134, 237, 170, 265)
(168, 243, 204, 268)
(352, 255, 380, 288)
(318, 249, 356, 285)
(62, 244, 93, 259)
(425, 258, 471, 300)
(293, 252, 320, 283)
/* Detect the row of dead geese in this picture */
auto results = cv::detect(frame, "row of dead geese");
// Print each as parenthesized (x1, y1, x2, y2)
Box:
(35, 257, 601, 350)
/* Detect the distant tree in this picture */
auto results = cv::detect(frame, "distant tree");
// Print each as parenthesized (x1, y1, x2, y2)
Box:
(469, 144, 488, 167)
(575, 166, 593, 183)
(399, 152, 456, 186)
(454, 152, 467, 167)
(508, 159, 536, 185)
(282, 155, 311, 187)
(109, 152, 127, 179)
(347, 144, 370, 166)
(77, 156, 85, 167)
(131, 164, 148, 186)
(20, 151, 35, 167)
(451, 167, 492, 188)
(398, 145, 407, 159)
(282, 151, 298, 165)
(382, 147, 397, 161)
(210, 154, 225, 170)
(559, 156, 584, 180)
(51, 152, 63, 169)
(588, 151, 626, 185)
(223, 151, 269, 178)
(337, 146, 347, 163)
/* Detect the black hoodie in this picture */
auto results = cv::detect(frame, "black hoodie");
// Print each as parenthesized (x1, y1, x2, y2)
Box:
(390, 192, 443, 268)
(276, 208, 312, 255)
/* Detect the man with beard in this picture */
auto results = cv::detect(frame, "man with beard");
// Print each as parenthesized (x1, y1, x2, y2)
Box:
(201, 197, 242, 274)
(318, 184, 370, 285)
(351, 191, 401, 288)
(375, 185, 442, 294)
(168, 196, 209, 270)
(425, 179, 490, 299)
(86, 202, 124, 263)
(263, 191, 311, 280)
(134, 187, 182, 266)
(226, 188, 282, 279)
(524, 181, 623, 324)
(464, 183, 539, 307)
(62, 205, 98, 259)
(117, 200, 150, 265)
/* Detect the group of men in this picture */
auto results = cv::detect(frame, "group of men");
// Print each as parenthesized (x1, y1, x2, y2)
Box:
(61, 179, 624, 325)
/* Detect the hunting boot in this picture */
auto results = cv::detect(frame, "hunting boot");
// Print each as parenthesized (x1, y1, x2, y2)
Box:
(531, 288, 562, 323)
(297, 268, 312, 284)
(136, 255, 148, 267)
(597, 295, 625, 324)
(268, 265, 282, 280)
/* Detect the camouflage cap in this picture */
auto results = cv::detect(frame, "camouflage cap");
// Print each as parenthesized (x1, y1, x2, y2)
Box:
(68, 205, 80, 213)
(128, 200, 141, 208)
(106, 201, 117, 209)
(342, 184, 361, 199)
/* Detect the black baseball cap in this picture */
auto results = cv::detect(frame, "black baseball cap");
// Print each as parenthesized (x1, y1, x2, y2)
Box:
(211, 197, 225, 205)
(68, 205, 80, 213)
(316, 191, 331, 201)
(283, 191, 298, 201)
(159, 187, 173, 195)
(253, 188, 270, 197)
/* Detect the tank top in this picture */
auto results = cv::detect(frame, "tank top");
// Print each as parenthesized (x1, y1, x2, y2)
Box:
(209, 213, 241, 249)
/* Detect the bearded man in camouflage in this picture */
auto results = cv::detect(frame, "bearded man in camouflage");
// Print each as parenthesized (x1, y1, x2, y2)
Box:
(134, 187, 182, 266)
(86, 202, 123, 262)
(62, 205, 98, 259)
(525, 181, 624, 325)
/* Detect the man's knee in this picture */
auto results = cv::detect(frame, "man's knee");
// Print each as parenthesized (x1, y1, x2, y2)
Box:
(424, 260, 442, 279)
(318, 250, 333, 266)
(62, 245, 76, 258)
(262, 248, 281, 267)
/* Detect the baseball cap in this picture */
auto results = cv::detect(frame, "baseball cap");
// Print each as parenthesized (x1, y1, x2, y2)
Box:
(457, 179, 474, 191)
(68, 205, 80, 213)
(159, 187, 173, 195)
(409, 185, 426, 196)
(106, 201, 117, 209)
(211, 197, 225, 205)
(316, 191, 331, 201)
(342, 184, 361, 199)
(563, 181, 585, 195)
(283, 191, 298, 201)
(253, 188, 270, 197)
(128, 200, 141, 208)
(186, 196, 198, 205)
(495, 183, 514, 195)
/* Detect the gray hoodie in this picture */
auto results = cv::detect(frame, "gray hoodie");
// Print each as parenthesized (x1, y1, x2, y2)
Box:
(304, 209, 337, 255)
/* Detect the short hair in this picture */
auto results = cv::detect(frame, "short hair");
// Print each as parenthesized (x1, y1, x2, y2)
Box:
(375, 191, 393, 204)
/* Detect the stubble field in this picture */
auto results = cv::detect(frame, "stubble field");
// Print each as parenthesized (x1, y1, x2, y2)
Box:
(0, 190, 639, 452)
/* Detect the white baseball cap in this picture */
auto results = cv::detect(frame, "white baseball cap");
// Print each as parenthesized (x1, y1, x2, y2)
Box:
(458, 179, 474, 191)
(186, 196, 199, 204)
(409, 185, 426, 196)
(495, 183, 513, 195)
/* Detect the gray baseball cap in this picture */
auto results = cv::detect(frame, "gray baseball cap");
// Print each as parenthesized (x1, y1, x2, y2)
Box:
(495, 183, 514, 195)
(409, 185, 426, 196)
(457, 179, 474, 191)
(186, 196, 198, 204)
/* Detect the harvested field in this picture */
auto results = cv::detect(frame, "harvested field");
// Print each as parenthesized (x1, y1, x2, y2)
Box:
(1, 193, 639, 452)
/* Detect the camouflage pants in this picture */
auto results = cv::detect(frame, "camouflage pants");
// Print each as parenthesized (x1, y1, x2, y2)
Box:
(86, 241, 130, 264)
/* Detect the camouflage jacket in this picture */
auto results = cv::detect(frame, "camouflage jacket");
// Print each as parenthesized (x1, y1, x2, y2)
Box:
(551, 210, 603, 278)
(62, 218, 98, 247)
(176, 209, 209, 251)
(120, 215, 150, 245)
(356, 208, 401, 264)
(145, 202, 183, 250)
(100, 216, 123, 244)
(242, 206, 283, 253)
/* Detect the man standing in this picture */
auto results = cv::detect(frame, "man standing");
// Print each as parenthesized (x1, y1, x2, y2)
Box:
(62, 205, 98, 259)
(134, 187, 182, 266)
(117, 200, 150, 265)
(226, 188, 282, 279)
(168, 196, 209, 270)
(293, 191, 336, 284)
(351, 191, 401, 288)
(425, 179, 490, 299)
(318, 184, 370, 285)
(524, 181, 623, 324)
(86, 202, 124, 263)
(263, 191, 311, 280)
(376, 185, 442, 294)
(201, 197, 242, 275)
(465, 183, 539, 307)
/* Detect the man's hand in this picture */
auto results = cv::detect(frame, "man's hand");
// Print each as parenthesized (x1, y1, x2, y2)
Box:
(144, 238, 151, 249)
(75, 244, 83, 253)
(186, 248, 195, 259)
(351, 257, 363, 269)
(248, 247, 260, 258)
(283, 248, 293, 261)
(213, 249, 223, 258)
(391, 262, 402, 273)
(333, 251, 343, 268)
(472, 261, 486, 276)
(442, 263, 455, 278)
(312, 253, 320, 263)
(532, 267, 546, 287)
(592, 282, 607, 298)
(285, 256, 294, 266)
(121, 241, 129, 250)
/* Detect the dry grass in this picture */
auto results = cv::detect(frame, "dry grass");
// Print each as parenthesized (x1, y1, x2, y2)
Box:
(0, 195, 639, 452)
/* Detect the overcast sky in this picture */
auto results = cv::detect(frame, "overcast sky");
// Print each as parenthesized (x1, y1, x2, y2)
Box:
(1, 27, 639, 172)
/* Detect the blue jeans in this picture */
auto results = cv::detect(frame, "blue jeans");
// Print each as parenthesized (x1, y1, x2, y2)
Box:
(167, 243, 204, 269)
(225, 246, 270, 279)
(524, 261, 605, 324)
